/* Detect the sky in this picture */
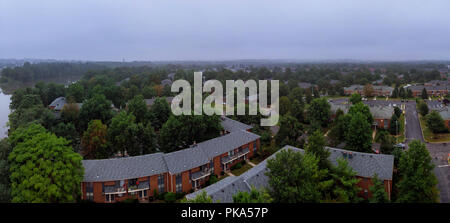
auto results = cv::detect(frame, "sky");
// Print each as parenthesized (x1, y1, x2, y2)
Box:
(1, 0, 450, 61)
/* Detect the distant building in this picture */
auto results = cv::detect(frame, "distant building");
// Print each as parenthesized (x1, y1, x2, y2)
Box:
(406, 85, 449, 97)
(344, 85, 393, 97)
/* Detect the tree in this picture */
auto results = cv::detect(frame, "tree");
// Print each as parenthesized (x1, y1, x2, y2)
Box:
(149, 97, 171, 130)
(61, 102, 80, 124)
(275, 115, 303, 147)
(108, 111, 139, 156)
(406, 89, 413, 98)
(421, 88, 428, 99)
(306, 130, 330, 170)
(279, 96, 291, 116)
(290, 99, 304, 122)
(399, 87, 406, 99)
(66, 83, 84, 103)
(348, 102, 373, 125)
(345, 112, 372, 153)
(266, 149, 327, 203)
(391, 87, 399, 98)
(0, 139, 12, 202)
(182, 191, 213, 203)
(396, 140, 438, 203)
(78, 94, 113, 131)
(51, 122, 79, 147)
(307, 98, 331, 127)
(349, 93, 362, 104)
(425, 111, 448, 134)
(363, 84, 374, 97)
(328, 158, 361, 203)
(127, 95, 149, 123)
(159, 113, 223, 153)
(389, 114, 400, 135)
(233, 187, 272, 203)
(394, 106, 402, 118)
(81, 120, 109, 159)
(8, 124, 83, 202)
(375, 130, 394, 154)
(417, 101, 429, 116)
(369, 175, 389, 203)
(288, 87, 304, 105)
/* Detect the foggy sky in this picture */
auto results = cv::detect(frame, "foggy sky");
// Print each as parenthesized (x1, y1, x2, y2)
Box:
(1, 0, 450, 61)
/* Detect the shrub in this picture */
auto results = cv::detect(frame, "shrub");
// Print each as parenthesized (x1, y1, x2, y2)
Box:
(121, 198, 139, 203)
(175, 192, 186, 200)
(164, 192, 176, 203)
(235, 163, 243, 169)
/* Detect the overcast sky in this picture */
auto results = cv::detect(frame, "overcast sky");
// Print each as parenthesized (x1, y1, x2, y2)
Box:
(1, 0, 450, 61)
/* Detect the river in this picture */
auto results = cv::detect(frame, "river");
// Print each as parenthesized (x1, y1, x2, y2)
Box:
(0, 90, 11, 139)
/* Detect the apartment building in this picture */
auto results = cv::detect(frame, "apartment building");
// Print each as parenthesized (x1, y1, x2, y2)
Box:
(80, 117, 260, 203)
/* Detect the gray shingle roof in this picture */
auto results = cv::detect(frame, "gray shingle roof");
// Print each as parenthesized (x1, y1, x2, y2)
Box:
(144, 97, 174, 107)
(198, 130, 260, 160)
(407, 85, 448, 91)
(162, 146, 211, 174)
(49, 97, 67, 111)
(82, 153, 168, 182)
(220, 116, 252, 132)
(369, 106, 394, 119)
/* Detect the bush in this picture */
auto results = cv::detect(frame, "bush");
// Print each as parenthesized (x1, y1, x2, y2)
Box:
(158, 192, 167, 201)
(175, 192, 186, 200)
(121, 198, 139, 203)
(235, 163, 243, 170)
(164, 192, 176, 203)
(206, 174, 218, 186)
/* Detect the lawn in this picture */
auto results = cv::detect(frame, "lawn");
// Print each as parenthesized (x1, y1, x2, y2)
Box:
(249, 156, 264, 165)
(231, 163, 253, 176)
(419, 116, 450, 143)
(393, 114, 405, 143)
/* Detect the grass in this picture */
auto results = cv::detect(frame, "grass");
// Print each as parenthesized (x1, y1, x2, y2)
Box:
(231, 163, 253, 176)
(393, 114, 406, 143)
(419, 116, 450, 143)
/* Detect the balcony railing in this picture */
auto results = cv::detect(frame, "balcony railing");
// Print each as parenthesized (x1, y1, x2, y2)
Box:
(191, 168, 212, 181)
(221, 147, 250, 164)
(104, 186, 126, 195)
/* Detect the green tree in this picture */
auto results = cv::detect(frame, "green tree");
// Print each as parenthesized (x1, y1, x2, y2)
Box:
(369, 175, 389, 203)
(348, 102, 373, 125)
(396, 140, 438, 203)
(0, 139, 12, 202)
(66, 83, 84, 103)
(266, 149, 327, 203)
(417, 101, 429, 116)
(149, 97, 171, 129)
(182, 191, 213, 203)
(328, 158, 361, 203)
(8, 125, 83, 202)
(290, 99, 304, 122)
(349, 93, 362, 104)
(391, 87, 398, 98)
(108, 111, 139, 156)
(345, 112, 372, 153)
(306, 130, 330, 170)
(78, 94, 113, 131)
(279, 96, 291, 116)
(307, 98, 331, 127)
(127, 95, 149, 123)
(421, 88, 428, 99)
(389, 114, 400, 135)
(275, 115, 303, 147)
(233, 187, 272, 203)
(425, 111, 448, 134)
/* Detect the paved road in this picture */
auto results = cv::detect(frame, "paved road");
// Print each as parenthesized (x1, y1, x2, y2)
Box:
(427, 143, 450, 203)
(403, 101, 425, 144)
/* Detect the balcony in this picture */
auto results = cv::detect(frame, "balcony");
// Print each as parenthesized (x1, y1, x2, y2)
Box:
(128, 181, 150, 193)
(104, 185, 126, 195)
(221, 147, 250, 164)
(191, 168, 212, 181)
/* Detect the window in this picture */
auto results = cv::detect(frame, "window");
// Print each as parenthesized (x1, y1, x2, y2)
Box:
(139, 190, 147, 198)
(86, 182, 94, 201)
(253, 141, 257, 152)
(106, 194, 115, 202)
(176, 174, 182, 193)
(158, 174, 165, 193)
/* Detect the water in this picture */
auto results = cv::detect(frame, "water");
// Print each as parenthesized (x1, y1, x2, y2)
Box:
(0, 90, 11, 139)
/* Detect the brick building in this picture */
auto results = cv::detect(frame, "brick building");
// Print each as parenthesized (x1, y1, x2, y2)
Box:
(81, 117, 260, 203)
(344, 85, 393, 97)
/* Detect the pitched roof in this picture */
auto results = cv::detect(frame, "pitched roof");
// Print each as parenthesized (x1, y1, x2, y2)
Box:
(369, 105, 394, 119)
(82, 153, 168, 182)
(49, 97, 67, 111)
(197, 130, 260, 160)
(162, 146, 211, 174)
(144, 97, 174, 107)
(220, 116, 252, 132)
